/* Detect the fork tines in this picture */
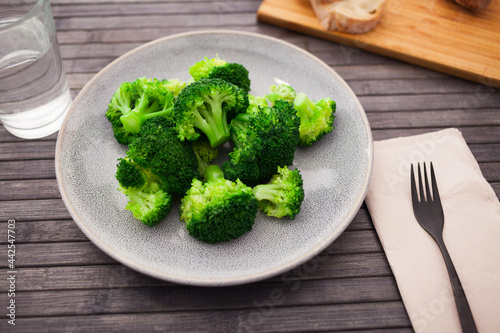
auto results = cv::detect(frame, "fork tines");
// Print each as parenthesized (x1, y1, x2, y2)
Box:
(411, 162, 441, 206)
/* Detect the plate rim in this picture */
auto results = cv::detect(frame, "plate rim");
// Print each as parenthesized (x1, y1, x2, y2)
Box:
(55, 29, 374, 286)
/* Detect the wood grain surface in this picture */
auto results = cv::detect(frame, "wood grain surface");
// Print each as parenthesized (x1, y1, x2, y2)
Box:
(0, 0, 499, 332)
(257, 0, 500, 88)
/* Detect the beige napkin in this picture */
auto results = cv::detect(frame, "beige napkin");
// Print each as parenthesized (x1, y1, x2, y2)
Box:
(365, 128, 500, 333)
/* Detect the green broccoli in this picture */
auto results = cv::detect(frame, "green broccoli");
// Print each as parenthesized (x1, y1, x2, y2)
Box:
(126, 117, 200, 196)
(116, 158, 172, 227)
(189, 56, 251, 93)
(115, 117, 201, 226)
(252, 166, 305, 219)
(192, 136, 218, 177)
(115, 157, 146, 189)
(180, 165, 258, 244)
(246, 94, 269, 114)
(106, 77, 175, 144)
(246, 83, 295, 115)
(161, 79, 186, 97)
(293, 92, 336, 147)
(173, 78, 249, 148)
(266, 83, 296, 104)
(222, 100, 300, 187)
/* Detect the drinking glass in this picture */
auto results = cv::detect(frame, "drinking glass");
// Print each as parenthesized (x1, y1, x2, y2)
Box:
(0, 0, 72, 139)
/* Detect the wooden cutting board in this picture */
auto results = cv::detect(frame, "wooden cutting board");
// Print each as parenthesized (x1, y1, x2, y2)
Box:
(257, 0, 500, 88)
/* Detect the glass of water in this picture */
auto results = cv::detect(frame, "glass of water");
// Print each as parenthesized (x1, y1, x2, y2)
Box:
(0, 0, 72, 139)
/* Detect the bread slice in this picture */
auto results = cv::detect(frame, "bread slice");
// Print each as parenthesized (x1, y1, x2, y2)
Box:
(454, 0, 492, 11)
(310, 0, 386, 34)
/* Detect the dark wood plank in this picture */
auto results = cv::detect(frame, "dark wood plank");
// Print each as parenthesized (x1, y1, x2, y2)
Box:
(368, 109, 500, 128)
(67, 73, 96, 90)
(348, 77, 486, 95)
(53, 0, 260, 4)
(0, 160, 55, 181)
(55, 25, 303, 45)
(52, 1, 261, 17)
(335, 64, 448, 80)
(63, 58, 114, 73)
(0, 141, 56, 161)
(469, 144, 500, 163)
(0, 302, 410, 332)
(0, 199, 70, 221)
(0, 242, 116, 268)
(12, 276, 400, 317)
(60, 42, 142, 59)
(360, 94, 500, 112)
(0, 179, 60, 200)
(0, 220, 85, 244)
(55, 13, 257, 31)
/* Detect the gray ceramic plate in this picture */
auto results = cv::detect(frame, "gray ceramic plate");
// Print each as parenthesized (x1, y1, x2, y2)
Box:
(55, 30, 373, 286)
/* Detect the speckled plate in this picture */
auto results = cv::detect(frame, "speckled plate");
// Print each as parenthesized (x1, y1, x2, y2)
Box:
(55, 30, 373, 286)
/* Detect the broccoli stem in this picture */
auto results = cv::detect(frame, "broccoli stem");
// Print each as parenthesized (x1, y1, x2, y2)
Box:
(120, 107, 172, 133)
(204, 165, 225, 183)
(127, 190, 152, 210)
(252, 184, 283, 203)
(229, 113, 250, 148)
(193, 94, 231, 147)
(294, 92, 316, 120)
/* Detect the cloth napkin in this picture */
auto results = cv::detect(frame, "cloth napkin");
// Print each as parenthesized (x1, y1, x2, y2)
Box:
(365, 128, 500, 333)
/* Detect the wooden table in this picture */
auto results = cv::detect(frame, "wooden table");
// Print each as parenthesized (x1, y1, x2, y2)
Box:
(1, 1, 498, 332)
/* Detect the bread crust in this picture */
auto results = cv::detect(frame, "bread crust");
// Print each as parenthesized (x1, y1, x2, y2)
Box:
(310, 0, 385, 34)
(453, 0, 492, 10)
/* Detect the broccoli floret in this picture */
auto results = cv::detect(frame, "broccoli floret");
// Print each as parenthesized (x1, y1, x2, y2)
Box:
(252, 166, 304, 219)
(222, 100, 300, 187)
(126, 117, 200, 196)
(106, 77, 175, 144)
(180, 165, 258, 244)
(267, 83, 296, 104)
(189, 56, 251, 93)
(173, 78, 249, 148)
(116, 158, 146, 189)
(161, 79, 186, 97)
(189, 56, 226, 80)
(247, 94, 269, 114)
(115, 117, 200, 225)
(116, 158, 172, 227)
(245, 83, 295, 115)
(192, 136, 218, 177)
(293, 92, 336, 147)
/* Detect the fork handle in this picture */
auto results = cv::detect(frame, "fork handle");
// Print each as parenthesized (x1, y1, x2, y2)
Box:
(435, 236, 478, 333)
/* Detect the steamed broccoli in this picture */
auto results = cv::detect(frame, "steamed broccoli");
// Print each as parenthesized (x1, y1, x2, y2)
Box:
(115, 117, 200, 226)
(222, 100, 300, 186)
(126, 117, 200, 196)
(116, 158, 172, 226)
(173, 78, 249, 148)
(180, 165, 258, 244)
(293, 92, 336, 147)
(106, 77, 175, 145)
(266, 83, 296, 104)
(189, 56, 251, 93)
(247, 94, 269, 114)
(162, 79, 186, 97)
(192, 136, 218, 177)
(252, 166, 304, 219)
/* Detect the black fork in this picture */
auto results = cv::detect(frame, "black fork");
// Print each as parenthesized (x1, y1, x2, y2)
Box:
(410, 162, 478, 333)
